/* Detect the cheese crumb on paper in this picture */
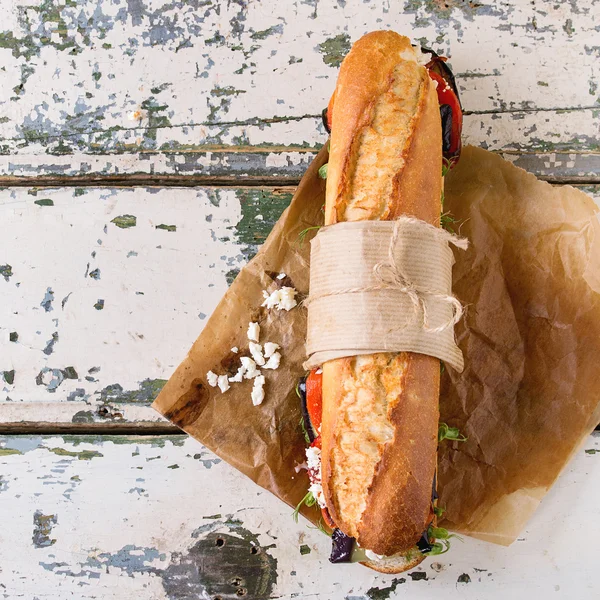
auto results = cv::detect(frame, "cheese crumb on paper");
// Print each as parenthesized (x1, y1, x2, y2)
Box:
(262, 286, 298, 311)
(251, 375, 266, 406)
(240, 357, 261, 379)
(228, 364, 246, 383)
(247, 322, 260, 342)
(249, 342, 266, 366)
(263, 352, 281, 370)
(263, 342, 280, 358)
(276, 272, 286, 280)
(207, 316, 285, 403)
(206, 371, 218, 387)
(217, 375, 230, 393)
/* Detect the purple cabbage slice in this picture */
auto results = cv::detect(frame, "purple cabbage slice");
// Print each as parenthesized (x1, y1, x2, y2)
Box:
(329, 528, 354, 563)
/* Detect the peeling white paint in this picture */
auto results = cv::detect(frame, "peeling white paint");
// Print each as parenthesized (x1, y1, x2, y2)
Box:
(0, 186, 255, 418)
(0, 433, 598, 598)
(0, 0, 597, 170)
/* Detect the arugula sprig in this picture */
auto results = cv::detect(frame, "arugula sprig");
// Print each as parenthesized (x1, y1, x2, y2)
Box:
(293, 490, 317, 523)
(299, 415, 311, 445)
(438, 422, 467, 443)
(422, 525, 463, 556)
(318, 163, 328, 179)
(433, 505, 446, 518)
(308, 517, 332, 537)
(441, 211, 457, 233)
(298, 225, 322, 246)
(442, 156, 457, 178)
(441, 158, 460, 232)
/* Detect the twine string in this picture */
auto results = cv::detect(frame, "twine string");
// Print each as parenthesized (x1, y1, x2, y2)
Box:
(306, 216, 469, 333)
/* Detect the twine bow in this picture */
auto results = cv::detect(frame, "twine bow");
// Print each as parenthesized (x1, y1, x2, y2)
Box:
(305, 216, 469, 333)
(373, 216, 469, 333)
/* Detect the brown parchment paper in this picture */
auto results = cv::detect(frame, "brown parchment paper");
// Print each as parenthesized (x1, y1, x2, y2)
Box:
(153, 145, 600, 545)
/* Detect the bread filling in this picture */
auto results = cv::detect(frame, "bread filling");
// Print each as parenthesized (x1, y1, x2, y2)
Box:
(340, 59, 426, 222)
(329, 353, 408, 537)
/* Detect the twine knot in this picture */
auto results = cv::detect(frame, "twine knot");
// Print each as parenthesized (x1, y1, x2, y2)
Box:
(372, 216, 468, 333)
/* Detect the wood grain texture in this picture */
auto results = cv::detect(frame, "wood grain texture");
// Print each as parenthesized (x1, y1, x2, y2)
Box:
(2, 147, 600, 184)
(0, 0, 598, 177)
(0, 432, 598, 599)
(1, 184, 599, 428)
(0, 186, 293, 426)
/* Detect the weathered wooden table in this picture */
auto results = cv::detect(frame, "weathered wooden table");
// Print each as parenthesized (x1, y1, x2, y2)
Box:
(1, 1, 599, 598)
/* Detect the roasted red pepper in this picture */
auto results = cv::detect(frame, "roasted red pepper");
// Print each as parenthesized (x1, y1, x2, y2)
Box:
(306, 368, 323, 436)
(427, 70, 462, 162)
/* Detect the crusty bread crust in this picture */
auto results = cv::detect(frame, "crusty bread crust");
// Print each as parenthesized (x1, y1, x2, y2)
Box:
(320, 30, 442, 559)
(360, 550, 426, 574)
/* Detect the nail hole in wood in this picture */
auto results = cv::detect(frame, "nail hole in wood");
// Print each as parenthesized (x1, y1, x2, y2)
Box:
(231, 577, 243, 587)
(215, 538, 225, 547)
(250, 546, 259, 554)
(214, 596, 223, 600)
(236, 589, 247, 597)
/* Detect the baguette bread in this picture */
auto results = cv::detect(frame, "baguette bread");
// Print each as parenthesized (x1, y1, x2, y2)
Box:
(321, 31, 442, 558)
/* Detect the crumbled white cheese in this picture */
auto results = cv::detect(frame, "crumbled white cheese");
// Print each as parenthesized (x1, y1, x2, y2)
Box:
(263, 351, 281, 370)
(305, 446, 321, 471)
(309, 481, 326, 508)
(399, 45, 431, 67)
(249, 342, 265, 366)
(231, 346, 239, 353)
(279, 287, 298, 310)
(415, 45, 431, 66)
(365, 550, 385, 561)
(276, 272, 286, 280)
(263, 342, 280, 358)
(206, 371, 219, 387)
(262, 286, 298, 311)
(247, 322, 260, 342)
(228, 364, 246, 383)
(305, 446, 326, 507)
(217, 375, 230, 393)
(251, 375, 265, 406)
(240, 357, 260, 379)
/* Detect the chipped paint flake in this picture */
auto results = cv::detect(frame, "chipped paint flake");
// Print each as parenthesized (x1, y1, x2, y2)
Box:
(111, 215, 137, 229)
(33, 511, 57, 548)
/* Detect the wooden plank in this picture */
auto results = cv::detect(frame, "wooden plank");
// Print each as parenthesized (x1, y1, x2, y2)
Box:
(0, 0, 598, 176)
(2, 184, 599, 428)
(0, 185, 294, 426)
(0, 432, 598, 598)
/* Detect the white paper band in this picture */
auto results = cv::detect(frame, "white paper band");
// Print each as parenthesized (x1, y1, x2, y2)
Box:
(304, 216, 468, 372)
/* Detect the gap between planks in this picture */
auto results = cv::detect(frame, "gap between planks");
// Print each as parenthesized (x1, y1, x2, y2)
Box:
(0, 175, 302, 188)
(1, 420, 598, 436)
(0, 421, 183, 435)
(0, 173, 599, 188)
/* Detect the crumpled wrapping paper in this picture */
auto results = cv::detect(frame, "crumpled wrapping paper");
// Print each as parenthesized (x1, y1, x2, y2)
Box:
(153, 145, 600, 544)
(304, 219, 465, 372)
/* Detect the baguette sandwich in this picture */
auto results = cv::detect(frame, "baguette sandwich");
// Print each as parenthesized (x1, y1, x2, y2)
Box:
(297, 31, 463, 573)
